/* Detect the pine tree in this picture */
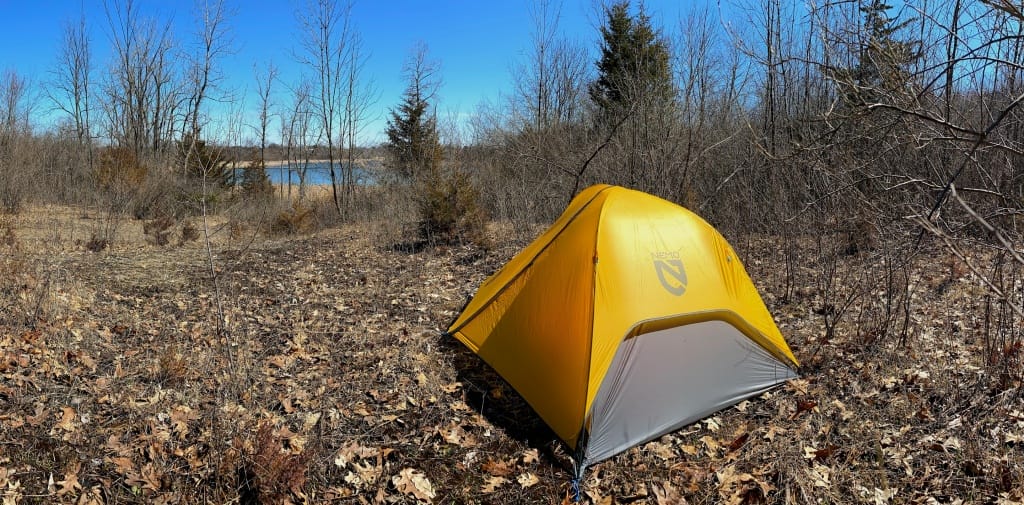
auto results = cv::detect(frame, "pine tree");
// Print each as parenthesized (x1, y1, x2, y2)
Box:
(180, 132, 232, 187)
(384, 47, 441, 183)
(589, 1, 673, 121)
(837, 0, 921, 106)
(384, 45, 487, 247)
(241, 148, 273, 197)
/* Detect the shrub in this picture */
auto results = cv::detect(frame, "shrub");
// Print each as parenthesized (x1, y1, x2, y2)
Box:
(228, 220, 248, 241)
(0, 214, 15, 249)
(179, 221, 200, 245)
(84, 234, 109, 252)
(94, 146, 147, 192)
(130, 168, 189, 220)
(270, 202, 315, 235)
(241, 149, 273, 198)
(415, 167, 489, 248)
(0, 165, 27, 214)
(237, 422, 308, 503)
(844, 216, 878, 256)
(155, 345, 187, 386)
(143, 216, 175, 246)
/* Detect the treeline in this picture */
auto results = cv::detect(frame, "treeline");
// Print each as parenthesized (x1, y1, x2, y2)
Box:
(3, 0, 1022, 234)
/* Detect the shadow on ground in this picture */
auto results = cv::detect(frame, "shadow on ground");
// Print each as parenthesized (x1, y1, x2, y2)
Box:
(436, 332, 571, 469)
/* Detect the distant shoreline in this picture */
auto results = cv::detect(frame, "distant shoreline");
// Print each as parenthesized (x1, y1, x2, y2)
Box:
(235, 159, 329, 168)
(236, 158, 382, 169)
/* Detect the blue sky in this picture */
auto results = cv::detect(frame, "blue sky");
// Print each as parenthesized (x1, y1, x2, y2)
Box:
(0, 0, 697, 145)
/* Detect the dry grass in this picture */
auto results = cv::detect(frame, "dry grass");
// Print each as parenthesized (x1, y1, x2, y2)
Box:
(0, 204, 1021, 504)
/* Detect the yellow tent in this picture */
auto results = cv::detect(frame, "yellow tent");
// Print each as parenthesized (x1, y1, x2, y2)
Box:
(447, 184, 798, 472)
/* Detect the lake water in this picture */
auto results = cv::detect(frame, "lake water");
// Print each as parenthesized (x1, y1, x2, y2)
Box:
(237, 162, 376, 186)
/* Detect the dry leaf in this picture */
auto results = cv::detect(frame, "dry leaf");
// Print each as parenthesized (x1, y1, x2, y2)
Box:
(517, 472, 539, 488)
(809, 464, 831, 488)
(586, 489, 613, 505)
(727, 433, 749, 453)
(3, 477, 23, 505)
(56, 460, 82, 496)
(764, 425, 786, 441)
(482, 458, 513, 477)
(521, 448, 539, 465)
(699, 435, 721, 454)
(794, 399, 817, 417)
(107, 456, 134, 476)
(717, 466, 773, 505)
(831, 399, 853, 421)
(481, 475, 507, 493)
(654, 481, 686, 505)
(54, 406, 76, 432)
(650, 441, 676, 460)
(787, 378, 810, 394)
(813, 445, 838, 461)
(393, 468, 435, 503)
(125, 463, 161, 492)
(169, 405, 197, 439)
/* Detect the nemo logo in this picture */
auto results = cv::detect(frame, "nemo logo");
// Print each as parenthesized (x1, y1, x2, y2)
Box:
(652, 252, 687, 296)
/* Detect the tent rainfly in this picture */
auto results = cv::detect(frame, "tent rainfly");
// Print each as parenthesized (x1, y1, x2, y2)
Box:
(446, 184, 799, 478)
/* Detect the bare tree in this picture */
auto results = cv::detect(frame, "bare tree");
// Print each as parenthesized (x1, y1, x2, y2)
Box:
(0, 71, 32, 140)
(0, 70, 34, 212)
(296, 0, 353, 217)
(341, 31, 377, 212)
(282, 79, 318, 202)
(101, 0, 179, 158)
(254, 62, 278, 169)
(183, 0, 234, 144)
(47, 12, 95, 200)
(49, 13, 93, 147)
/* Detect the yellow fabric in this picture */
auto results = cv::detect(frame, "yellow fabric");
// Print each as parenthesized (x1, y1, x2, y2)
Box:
(448, 185, 797, 449)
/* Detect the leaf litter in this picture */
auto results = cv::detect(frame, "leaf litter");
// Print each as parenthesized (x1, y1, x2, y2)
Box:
(0, 219, 1021, 503)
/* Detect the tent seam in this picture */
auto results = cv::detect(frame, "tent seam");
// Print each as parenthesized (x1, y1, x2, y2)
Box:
(579, 187, 609, 462)
(448, 185, 614, 335)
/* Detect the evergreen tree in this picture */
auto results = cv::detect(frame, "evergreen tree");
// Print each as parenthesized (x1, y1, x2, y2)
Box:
(179, 132, 233, 188)
(385, 46, 441, 183)
(385, 45, 488, 247)
(836, 0, 921, 106)
(589, 1, 673, 121)
(241, 148, 273, 197)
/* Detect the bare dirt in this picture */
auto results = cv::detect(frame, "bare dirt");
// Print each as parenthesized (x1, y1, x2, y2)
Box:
(1, 207, 1022, 504)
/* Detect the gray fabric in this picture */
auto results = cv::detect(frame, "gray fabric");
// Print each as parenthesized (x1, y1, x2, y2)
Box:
(584, 320, 797, 465)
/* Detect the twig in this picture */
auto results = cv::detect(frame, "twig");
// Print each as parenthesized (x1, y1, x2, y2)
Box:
(914, 210, 1024, 319)
(948, 185, 1024, 267)
(571, 105, 635, 196)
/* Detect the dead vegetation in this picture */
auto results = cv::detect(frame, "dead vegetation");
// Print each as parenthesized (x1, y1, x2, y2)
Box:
(0, 206, 1021, 504)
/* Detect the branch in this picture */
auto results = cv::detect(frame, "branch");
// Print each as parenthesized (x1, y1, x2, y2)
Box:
(949, 185, 1024, 267)
(865, 102, 985, 139)
(571, 104, 635, 195)
(914, 88, 1024, 251)
(914, 211, 1024, 320)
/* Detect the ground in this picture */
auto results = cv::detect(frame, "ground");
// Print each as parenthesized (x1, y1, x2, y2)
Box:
(0, 206, 1022, 504)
